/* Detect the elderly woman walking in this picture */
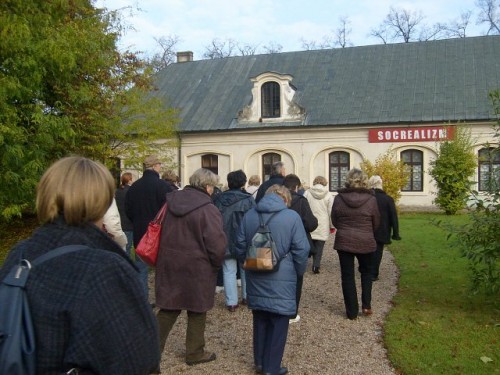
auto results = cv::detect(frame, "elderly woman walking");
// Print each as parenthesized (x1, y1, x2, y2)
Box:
(332, 168, 380, 320)
(237, 185, 309, 375)
(155, 168, 227, 367)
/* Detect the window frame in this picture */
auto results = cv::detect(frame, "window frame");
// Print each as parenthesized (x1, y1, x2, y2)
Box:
(478, 147, 500, 192)
(261, 152, 281, 182)
(328, 151, 350, 192)
(201, 154, 219, 175)
(261, 81, 281, 118)
(401, 149, 424, 192)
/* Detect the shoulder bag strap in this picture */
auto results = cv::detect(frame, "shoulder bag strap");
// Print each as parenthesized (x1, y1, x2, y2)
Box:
(31, 245, 90, 267)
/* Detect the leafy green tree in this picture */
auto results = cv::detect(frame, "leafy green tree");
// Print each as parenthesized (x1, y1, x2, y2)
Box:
(429, 125, 477, 215)
(360, 147, 409, 205)
(449, 91, 499, 295)
(0, 0, 178, 220)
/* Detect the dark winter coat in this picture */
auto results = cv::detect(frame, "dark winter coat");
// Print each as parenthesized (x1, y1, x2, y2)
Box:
(373, 188, 401, 244)
(115, 184, 133, 231)
(125, 169, 172, 247)
(236, 193, 310, 316)
(213, 188, 256, 258)
(0, 219, 160, 375)
(331, 187, 380, 254)
(290, 191, 319, 251)
(155, 186, 227, 313)
(255, 174, 285, 202)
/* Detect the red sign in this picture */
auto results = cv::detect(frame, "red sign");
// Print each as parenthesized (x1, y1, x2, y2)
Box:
(368, 126, 454, 143)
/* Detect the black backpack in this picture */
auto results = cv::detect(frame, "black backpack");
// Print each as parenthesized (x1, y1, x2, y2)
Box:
(0, 245, 89, 375)
(243, 212, 281, 272)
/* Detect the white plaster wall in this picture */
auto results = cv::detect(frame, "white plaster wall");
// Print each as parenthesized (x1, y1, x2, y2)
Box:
(166, 122, 496, 207)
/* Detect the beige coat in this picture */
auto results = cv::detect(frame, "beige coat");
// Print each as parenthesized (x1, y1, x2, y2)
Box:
(304, 184, 333, 241)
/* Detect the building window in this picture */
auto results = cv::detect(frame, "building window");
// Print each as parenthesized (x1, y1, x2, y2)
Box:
(202, 154, 218, 175)
(329, 151, 350, 191)
(401, 149, 423, 191)
(478, 147, 500, 192)
(262, 152, 281, 181)
(261, 82, 280, 118)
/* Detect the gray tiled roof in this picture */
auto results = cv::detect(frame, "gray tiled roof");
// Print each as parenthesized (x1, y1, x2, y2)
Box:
(152, 36, 500, 133)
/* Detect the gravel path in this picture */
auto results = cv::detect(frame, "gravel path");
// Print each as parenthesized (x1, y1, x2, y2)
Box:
(151, 235, 399, 375)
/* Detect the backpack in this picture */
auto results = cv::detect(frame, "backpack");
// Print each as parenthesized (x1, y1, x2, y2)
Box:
(0, 245, 89, 375)
(243, 212, 281, 272)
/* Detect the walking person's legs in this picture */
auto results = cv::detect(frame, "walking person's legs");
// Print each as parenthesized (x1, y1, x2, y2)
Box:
(357, 252, 375, 315)
(372, 242, 384, 280)
(312, 240, 326, 272)
(337, 250, 358, 319)
(222, 258, 238, 309)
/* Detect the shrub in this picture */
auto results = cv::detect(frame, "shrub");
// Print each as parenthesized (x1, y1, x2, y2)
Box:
(429, 125, 477, 215)
(361, 147, 409, 205)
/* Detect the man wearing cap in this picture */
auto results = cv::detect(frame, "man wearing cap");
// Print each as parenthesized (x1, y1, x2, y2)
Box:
(126, 155, 173, 297)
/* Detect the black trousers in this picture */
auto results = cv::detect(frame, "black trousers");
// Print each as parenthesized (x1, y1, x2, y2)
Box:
(373, 242, 385, 279)
(337, 250, 375, 319)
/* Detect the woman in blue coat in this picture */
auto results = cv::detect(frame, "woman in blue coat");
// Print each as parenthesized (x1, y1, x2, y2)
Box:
(236, 185, 309, 375)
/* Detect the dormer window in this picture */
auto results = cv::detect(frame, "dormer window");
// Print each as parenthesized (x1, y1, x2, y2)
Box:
(261, 82, 280, 118)
(238, 71, 305, 123)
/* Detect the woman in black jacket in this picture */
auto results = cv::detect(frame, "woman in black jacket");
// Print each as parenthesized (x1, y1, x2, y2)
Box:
(0, 156, 160, 374)
(368, 175, 401, 281)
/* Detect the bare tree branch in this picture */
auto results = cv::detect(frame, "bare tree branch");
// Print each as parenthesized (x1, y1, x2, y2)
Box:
(334, 16, 353, 48)
(445, 11, 473, 38)
(476, 0, 500, 34)
(203, 38, 237, 59)
(262, 41, 283, 54)
(149, 34, 180, 72)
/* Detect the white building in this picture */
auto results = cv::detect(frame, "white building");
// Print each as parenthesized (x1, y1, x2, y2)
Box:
(143, 36, 500, 207)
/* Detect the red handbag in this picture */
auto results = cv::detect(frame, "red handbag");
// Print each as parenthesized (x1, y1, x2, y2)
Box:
(135, 203, 167, 267)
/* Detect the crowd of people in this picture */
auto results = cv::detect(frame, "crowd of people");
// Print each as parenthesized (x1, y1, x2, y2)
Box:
(0, 156, 401, 375)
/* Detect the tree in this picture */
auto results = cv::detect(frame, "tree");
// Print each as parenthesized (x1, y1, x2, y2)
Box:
(442, 91, 500, 295)
(203, 38, 238, 59)
(0, 0, 178, 220)
(429, 125, 477, 215)
(148, 34, 180, 72)
(360, 147, 409, 205)
(371, 6, 446, 44)
(334, 16, 353, 48)
(444, 11, 473, 38)
(262, 41, 283, 54)
(476, 0, 500, 34)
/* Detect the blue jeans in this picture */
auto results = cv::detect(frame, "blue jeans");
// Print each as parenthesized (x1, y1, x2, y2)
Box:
(222, 257, 246, 306)
(125, 231, 149, 298)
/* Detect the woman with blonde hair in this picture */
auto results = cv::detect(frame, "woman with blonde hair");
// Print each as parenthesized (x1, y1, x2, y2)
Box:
(0, 156, 160, 374)
(246, 174, 261, 199)
(331, 168, 380, 320)
(304, 175, 334, 273)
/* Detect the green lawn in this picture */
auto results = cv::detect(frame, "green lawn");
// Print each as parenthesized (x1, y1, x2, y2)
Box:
(385, 213, 499, 375)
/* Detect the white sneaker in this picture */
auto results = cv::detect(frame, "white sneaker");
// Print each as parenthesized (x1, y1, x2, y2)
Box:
(289, 315, 301, 324)
(215, 286, 224, 293)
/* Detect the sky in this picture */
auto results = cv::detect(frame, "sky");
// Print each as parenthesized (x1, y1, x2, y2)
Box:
(95, 0, 487, 60)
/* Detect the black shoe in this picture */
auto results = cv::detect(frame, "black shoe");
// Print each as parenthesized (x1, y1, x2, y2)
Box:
(312, 266, 320, 274)
(263, 367, 288, 375)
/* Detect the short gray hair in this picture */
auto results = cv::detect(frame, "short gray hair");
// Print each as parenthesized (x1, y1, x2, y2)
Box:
(368, 175, 383, 189)
(189, 168, 219, 189)
(345, 168, 369, 189)
(272, 161, 285, 175)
